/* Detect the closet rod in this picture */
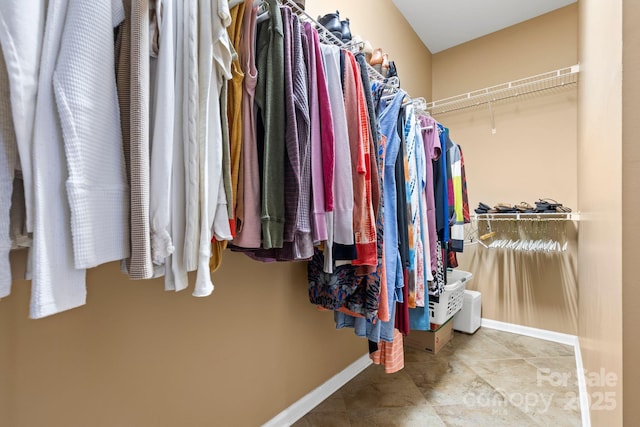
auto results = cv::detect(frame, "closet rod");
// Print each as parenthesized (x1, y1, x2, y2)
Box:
(281, 0, 403, 93)
(426, 64, 580, 116)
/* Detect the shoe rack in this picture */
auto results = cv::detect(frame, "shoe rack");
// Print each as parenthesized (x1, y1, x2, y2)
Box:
(473, 212, 580, 221)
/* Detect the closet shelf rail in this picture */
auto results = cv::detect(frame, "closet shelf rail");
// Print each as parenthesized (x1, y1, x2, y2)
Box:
(282, 0, 393, 88)
(426, 64, 580, 116)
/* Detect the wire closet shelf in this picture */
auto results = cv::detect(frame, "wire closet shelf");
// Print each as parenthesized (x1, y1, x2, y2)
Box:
(281, 0, 393, 89)
(426, 64, 580, 116)
(472, 212, 580, 222)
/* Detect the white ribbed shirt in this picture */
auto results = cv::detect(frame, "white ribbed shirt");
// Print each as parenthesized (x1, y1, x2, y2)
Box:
(53, 0, 130, 270)
(0, 0, 47, 233)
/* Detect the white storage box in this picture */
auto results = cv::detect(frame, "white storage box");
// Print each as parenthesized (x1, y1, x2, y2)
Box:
(429, 269, 473, 328)
(453, 290, 482, 334)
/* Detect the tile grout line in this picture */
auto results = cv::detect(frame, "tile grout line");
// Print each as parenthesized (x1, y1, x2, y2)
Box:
(452, 348, 580, 426)
(281, 319, 589, 427)
(409, 351, 543, 424)
(462, 358, 546, 424)
(454, 331, 529, 359)
(481, 318, 590, 427)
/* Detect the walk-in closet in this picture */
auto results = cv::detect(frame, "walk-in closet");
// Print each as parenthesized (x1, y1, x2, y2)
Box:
(0, 0, 637, 426)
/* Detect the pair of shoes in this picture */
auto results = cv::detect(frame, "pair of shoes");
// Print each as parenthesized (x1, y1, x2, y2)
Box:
(369, 48, 389, 75)
(474, 202, 492, 214)
(318, 11, 341, 40)
(369, 48, 382, 73)
(535, 198, 561, 213)
(494, 202, 517, 213)
(369, 48, 382, 65)
(385, 60, 399, 81)
(534, 198, 572, 213)
(382, 55, 390, 76)
(341, 18, 351, 42)
(515, 202, 535, 213)
(318, 11, 352, 43)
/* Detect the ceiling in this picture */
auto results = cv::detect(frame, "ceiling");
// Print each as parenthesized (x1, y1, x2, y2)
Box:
(392, 0, 577, 53)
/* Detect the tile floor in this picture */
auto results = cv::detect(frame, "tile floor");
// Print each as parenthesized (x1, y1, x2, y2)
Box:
(293, 328, 581, 427)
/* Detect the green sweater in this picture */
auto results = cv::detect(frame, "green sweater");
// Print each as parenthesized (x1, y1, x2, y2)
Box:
(255, 0, 285, 249)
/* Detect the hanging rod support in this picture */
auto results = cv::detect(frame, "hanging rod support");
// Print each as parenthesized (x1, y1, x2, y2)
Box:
(487, 100, 496, 134)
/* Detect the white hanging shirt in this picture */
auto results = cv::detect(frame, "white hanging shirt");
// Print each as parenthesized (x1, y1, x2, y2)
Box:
(30, 0, 85, 318)
(0, 0, 47, 233)
(53, 0, 130, 269)
(0, 45, 17, 299)
(182, 0, 200, 272)
(192, 0, 233, 298)
(149, 0, 176, 269)
(165, 0, 190, 292)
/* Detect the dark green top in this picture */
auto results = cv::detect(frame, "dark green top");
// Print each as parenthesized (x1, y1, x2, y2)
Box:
(255, 0, 286, 249)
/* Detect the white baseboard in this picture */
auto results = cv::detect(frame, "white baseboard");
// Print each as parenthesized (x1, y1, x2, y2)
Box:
(481, 318, 590, 427)
(481, 318, 578, 346)
(573, 338, 591, 427)
(264, 321, 591, 427)
(262, 354, 372, 427)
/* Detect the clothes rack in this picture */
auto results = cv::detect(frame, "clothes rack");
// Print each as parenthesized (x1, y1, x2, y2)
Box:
(244, 0, 281, 25)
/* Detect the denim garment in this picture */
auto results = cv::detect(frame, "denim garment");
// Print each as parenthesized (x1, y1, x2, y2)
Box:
(332, 88, 405, 344)
(334, 302, 397, 343)
(379, 90, 406, 316)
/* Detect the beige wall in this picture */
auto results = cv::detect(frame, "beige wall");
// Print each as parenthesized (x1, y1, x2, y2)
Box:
(578, 0, 624, 425)
(306, 0, 432, 99)
(431, 5, 579, 334)
(622, 0, 640, 425)
(0, 3, 433, 426)
(432, 4, 578, 100)
(0, 282, 13, 426)
(2, 251, 365, 427)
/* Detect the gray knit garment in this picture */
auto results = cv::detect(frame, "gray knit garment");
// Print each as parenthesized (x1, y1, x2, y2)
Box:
(117, 0, 154, 279)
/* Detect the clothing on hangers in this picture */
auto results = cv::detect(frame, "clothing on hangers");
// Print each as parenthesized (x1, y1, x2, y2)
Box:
(149, 0, 177, 272)
(0, 44, 18, 299)
(255, 0, 286, 250)
(233, 0, 261, 249)
(0, 0, 473, 344)
(0, 0, 46, 235)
